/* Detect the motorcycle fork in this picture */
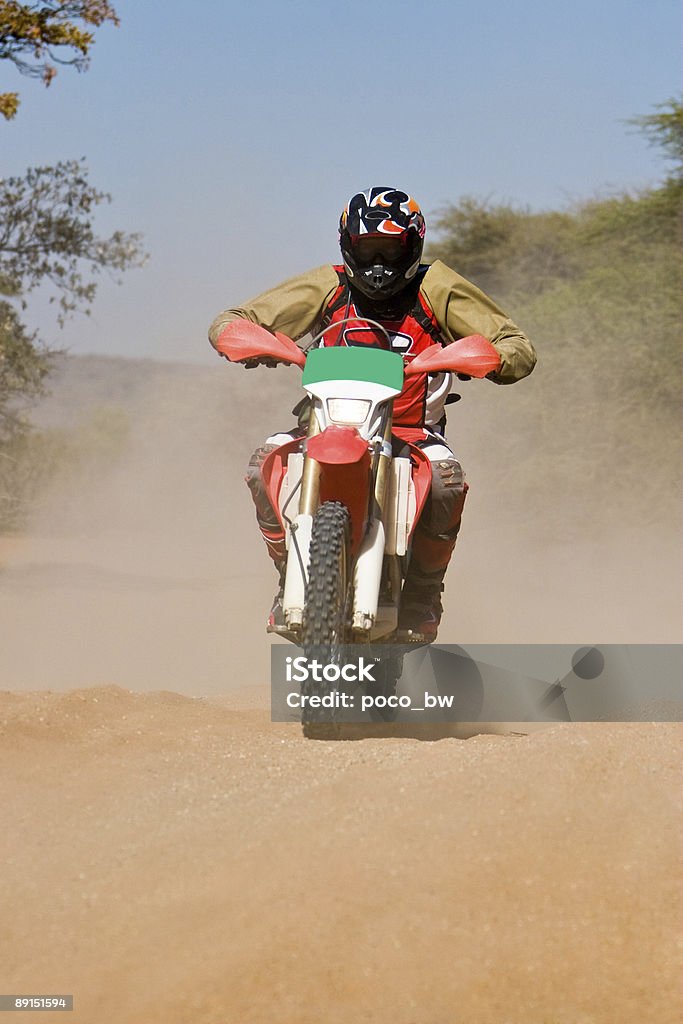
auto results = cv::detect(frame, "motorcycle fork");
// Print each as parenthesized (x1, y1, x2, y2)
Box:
(290, 403, 397, 637)
(350, 407, 398, 636)
(377, 410, 403, 620)
(371, 409, 394, 521)
(298, 408, 321, 516)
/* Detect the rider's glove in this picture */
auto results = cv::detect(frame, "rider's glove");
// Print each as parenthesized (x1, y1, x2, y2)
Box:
(242, 357, 279, 369)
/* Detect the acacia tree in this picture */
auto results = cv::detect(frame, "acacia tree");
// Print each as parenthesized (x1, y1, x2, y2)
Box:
(629, 95, 683, 179)
(0, 0, 118, 119)
(0, 159, 146, 442)
(0, 302, 49, 435)
(0, 159, 144, 322)
(0, 2, 145, 526)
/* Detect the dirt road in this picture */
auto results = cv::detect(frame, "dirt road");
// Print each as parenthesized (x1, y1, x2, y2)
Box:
(0, 359, 680, 1022)
(1, 686, 680, 1024)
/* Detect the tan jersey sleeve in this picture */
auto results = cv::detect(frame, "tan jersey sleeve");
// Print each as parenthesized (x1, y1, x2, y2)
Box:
(420, 260, 537, 384)
(208, 264, 341, 349)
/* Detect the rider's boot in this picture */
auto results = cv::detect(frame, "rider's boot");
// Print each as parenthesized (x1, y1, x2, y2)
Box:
(245, 444, 289, 630)
(398, 459, 467, 641)
(267, 556, 288, 632)
(398, 565, 446, 640)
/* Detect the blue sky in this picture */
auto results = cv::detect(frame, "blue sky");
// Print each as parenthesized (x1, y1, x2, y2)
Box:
(1, 0, 680, 363)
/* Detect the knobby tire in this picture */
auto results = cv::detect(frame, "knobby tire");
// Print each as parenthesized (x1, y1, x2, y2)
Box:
(301, 501, 350, 737)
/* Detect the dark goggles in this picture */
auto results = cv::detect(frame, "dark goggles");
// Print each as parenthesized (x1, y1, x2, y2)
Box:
(349, 233, 408, 266)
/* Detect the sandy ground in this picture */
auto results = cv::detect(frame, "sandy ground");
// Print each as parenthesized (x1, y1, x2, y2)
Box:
(0, 360, 681, 1022)
(0, 689, 680, 1024)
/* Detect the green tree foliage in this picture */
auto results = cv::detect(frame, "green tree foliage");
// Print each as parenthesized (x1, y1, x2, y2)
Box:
(0, 159, 145, 323)
(0, 300, 51, 438)
(0, 0, 118, 119)
(428, 98, 683, 533)
(0, 4, 144, 529)
(0, 160, 145, 522)
(629, 95, 683, 178)
(0, 300, 53, 523)
(429, 198, 579, 299)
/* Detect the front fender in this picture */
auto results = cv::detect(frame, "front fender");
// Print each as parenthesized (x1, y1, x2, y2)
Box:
(307, 426, 371, 554)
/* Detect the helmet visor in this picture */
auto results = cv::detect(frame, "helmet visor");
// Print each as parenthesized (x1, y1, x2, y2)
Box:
(348, 233, 408, 267)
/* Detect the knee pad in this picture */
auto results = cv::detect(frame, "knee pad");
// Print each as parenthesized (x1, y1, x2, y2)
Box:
(423, 459, 467, 537)
(245, 444, 280, 530)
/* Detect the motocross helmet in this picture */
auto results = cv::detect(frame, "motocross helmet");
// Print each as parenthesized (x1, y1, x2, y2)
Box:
(339, 187, 426, 301)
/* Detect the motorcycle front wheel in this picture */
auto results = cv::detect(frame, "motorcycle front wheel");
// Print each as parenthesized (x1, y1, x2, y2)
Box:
(301, 501, 351, 737)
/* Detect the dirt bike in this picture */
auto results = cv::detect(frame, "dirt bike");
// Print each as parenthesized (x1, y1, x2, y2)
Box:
(216, 318, 500, 728)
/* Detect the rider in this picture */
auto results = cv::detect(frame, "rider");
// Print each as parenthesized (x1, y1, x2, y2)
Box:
(209, 186, 536, 639)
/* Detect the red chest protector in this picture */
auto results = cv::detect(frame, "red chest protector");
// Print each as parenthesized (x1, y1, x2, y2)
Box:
(319, 266, 444, 429)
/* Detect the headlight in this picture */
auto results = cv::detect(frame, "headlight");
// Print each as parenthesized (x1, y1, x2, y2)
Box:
(327, 398, 372, 425)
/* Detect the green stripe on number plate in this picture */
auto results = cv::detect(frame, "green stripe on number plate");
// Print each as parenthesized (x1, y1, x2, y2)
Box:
(303, 346, 404, 390)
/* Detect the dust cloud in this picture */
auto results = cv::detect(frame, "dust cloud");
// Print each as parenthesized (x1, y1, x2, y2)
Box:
(0, 352, 679, 694)
(0, 353, 680, 1023)
(0, 355, 301, 694)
